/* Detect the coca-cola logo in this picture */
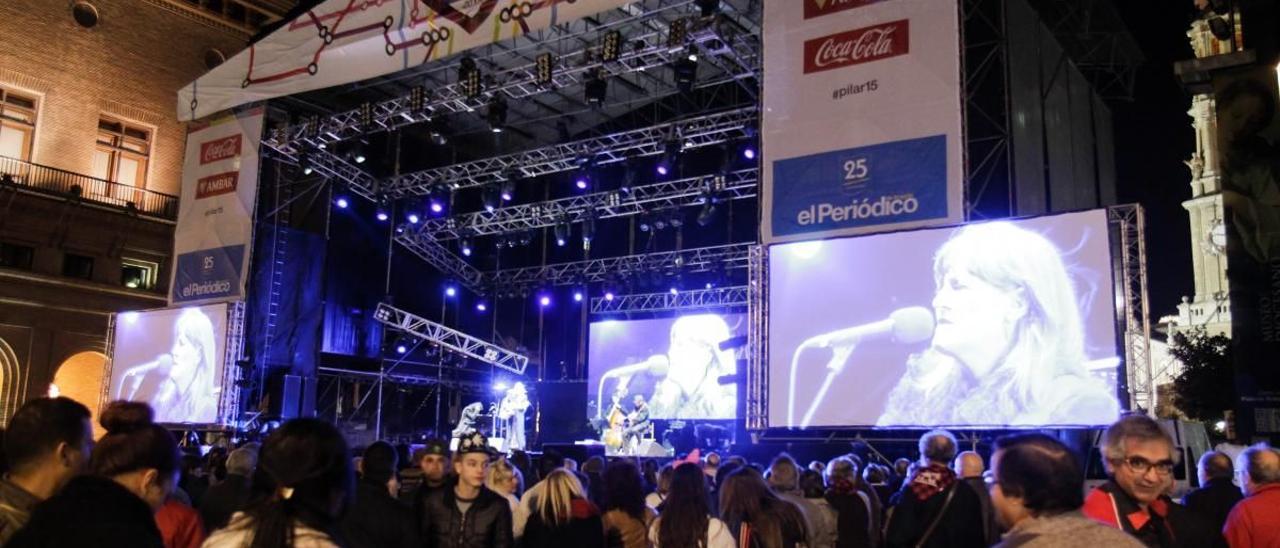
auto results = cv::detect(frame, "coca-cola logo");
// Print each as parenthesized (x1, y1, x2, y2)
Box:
(196, 172, 238, 199)
(804, 0, 887, 20)
(200, 135, 242, 165)
(803, 20, 910, 74)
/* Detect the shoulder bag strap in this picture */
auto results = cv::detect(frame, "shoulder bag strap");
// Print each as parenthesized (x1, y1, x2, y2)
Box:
(914, 485, 958, 548)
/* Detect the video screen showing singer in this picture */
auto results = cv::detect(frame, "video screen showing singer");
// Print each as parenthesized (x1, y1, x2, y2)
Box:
(111, 306, 224, 424)
(769, 210, 1121, 429)
(588, 314, 742, 421)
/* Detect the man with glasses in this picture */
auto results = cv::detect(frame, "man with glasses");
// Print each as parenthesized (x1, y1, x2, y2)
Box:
(1222, 444, 1280, 547)
(1082, 415, 1219, 547)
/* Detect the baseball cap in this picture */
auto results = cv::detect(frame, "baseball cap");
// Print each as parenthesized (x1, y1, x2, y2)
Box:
(455, 431, 495, 457)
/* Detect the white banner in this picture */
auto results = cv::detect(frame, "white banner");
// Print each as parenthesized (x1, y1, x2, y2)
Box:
(760, 0, 964, 244)
(169, 108, 264, 306)
(178, 0, 634, 121)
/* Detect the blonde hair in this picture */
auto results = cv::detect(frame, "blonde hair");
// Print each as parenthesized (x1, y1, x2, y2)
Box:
(537, 468, 585, 527)
(174, 308, 219, 420)
(485, 458, 518, 495)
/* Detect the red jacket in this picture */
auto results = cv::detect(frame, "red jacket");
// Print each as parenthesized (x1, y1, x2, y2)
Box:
(155, 499, 206, 548)
(1223, 483, 1280, 548)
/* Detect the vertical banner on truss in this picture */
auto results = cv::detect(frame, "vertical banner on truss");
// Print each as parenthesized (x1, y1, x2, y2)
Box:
(170, 108, 264, 306)
(760, 0, 964, 244)
(178, 0, 634, 121)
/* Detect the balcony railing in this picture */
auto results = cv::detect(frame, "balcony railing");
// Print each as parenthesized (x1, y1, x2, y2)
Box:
(0, 155, 179, 220)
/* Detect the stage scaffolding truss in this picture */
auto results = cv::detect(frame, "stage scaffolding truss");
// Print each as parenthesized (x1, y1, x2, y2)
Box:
(589, 284, 749, 314)
(482, 242, 754, 289)
(373, 302, 529, 375)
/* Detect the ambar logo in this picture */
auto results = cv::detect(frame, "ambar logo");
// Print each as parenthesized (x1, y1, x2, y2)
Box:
(196, 172, 239, 199)
(803, 19, 909, 74)
(804, 0, 887, 19)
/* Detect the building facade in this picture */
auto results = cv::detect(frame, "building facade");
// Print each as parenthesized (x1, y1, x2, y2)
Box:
(0, 0, 279, 423)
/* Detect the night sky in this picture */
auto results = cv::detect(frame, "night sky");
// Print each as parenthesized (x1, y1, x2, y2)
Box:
(1111, 3, 1200, 320)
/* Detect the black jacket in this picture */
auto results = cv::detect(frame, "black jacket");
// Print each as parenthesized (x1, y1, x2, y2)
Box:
(1181, 478, 1243, 535)
(7, 475, 163, 548)
(825, 490, 872, 548)
(341, 479, 421, 548)
(522, 498, 604, 548)
(198, 473, 252, 533)
(885, 479, 985, 548)
(419, 484, 513, 548)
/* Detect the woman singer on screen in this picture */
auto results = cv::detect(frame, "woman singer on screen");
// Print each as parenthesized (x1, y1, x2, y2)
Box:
(876, 221, 1119, 426)
(648, 315, 737, 419)
(117, 307, 220, 424)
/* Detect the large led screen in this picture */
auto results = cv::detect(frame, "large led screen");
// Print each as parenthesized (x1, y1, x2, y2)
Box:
(588, 313, 745, 421)
(109, 304, 229, 424)
(768, 209, 1122, 428)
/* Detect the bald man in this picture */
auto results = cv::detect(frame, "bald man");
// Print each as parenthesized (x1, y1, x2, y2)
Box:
(952, 451, 998, 545)
(1224, 445, 1280, 547)
(1182, 451, 1243, 534)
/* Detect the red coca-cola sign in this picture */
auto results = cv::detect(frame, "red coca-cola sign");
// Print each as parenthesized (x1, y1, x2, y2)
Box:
(196, 172, 239, 199)
(199, 134, 242, 165)
(803, 19, 909, 74)
(804, 0, 886, 20)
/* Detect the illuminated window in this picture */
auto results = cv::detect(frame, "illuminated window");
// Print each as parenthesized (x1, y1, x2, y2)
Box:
(121, 258, 158, 290)
(92, 116, 151, 188)
(0, 87, 38, 162)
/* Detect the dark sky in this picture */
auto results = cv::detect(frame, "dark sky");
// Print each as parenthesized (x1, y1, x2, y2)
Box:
(1111, 2, 1200, 319)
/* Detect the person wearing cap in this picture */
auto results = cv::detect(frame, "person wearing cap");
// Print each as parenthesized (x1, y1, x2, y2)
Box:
(341, 441, 420, 548)
(419, 431, 513, 548)
(408, 438, 454, 507)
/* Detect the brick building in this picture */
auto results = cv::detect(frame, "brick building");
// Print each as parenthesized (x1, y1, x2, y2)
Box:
(0, 0, 284, 423)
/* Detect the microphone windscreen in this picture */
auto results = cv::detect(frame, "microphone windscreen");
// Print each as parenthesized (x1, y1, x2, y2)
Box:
(890, 307, 934, 343)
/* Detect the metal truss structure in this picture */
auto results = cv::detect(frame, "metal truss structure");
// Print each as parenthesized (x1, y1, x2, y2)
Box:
(746, 244, 766, 431)
(482, 242, 754, 289)
(268, 7, 759, 151)
(419, 168, 757, 240)
(1032, 0, 1143, 102)
(1110, 204, 1152, 413)
(373, 302, 528, 374)
(589, 284, 748, 314)
(388, 106, 756, 194)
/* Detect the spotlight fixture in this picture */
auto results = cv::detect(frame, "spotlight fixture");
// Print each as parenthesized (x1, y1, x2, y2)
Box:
(487, 96, 508, 132)
(604, 291, 615, 301)
(482, 185, 501, 212)
(460, 237, 474, 257)
(538, 294, 552, 307)
(334, 196, 349, 209)
(300, 153, 313, 175)
(585, 70, 607, 106)
(476, 301, 488, 312)
(499, 176, 517, 202)
(374, 195, 390, 222)
(575, 170, 591, 190)
(582, 214, 597, 245)
(553, 219, 570, 247)
(656, 138, 681, 176)
(673, 57, 697, 93)
(459, 55, 482, 98)
(669, 286, 679, 296)
(351, 140, 367, 164)
(444, 284, 457, 297)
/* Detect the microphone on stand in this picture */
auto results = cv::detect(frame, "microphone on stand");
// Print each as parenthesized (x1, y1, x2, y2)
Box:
(118, 354, 173, 400)
(789, 307, 935, 428)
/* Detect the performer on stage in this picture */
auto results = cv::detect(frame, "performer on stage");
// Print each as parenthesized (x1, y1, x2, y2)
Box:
(623, 394, 651, 453)
(497, 382, 531, 452)
(452, 402, 484, 442)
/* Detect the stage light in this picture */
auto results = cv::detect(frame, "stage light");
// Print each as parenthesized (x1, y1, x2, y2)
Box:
(554, 220, 569, 247)
(482, 185, 501, 212)
(582, 214, 596, 244)
(585, 71, 607, 106)
(673, 57, 697, 93)
(376, 211, 389, 222)
(121, 311, 139, 324)
(539, 295, 551, 307)
(445, 286, 457, 298)
(476, 301, 488, 312)
(429, 197, 444, 214)
(487, 96, 508, 132)
(494, 381, 508, 392)
(430, 131, 448, 146)
(375, 194, 391, 222)
(697, 202, 717, 226)
(656, 163, 669, 176)
(334, 196, 349, 209)
(351, 140, 367, 164)
(742, 145, 756, 160)
(460, 238, 473, 257)
(574, 291, 584, 302)
(669, 287, 679, 295)
(300, 154, 313, 175)
(705, 282, 714, 290)
(500, 179, 516, 202)
(604, 291, 615, 301)
(395, 224, 406, 234)
(407, 212, 420, 224)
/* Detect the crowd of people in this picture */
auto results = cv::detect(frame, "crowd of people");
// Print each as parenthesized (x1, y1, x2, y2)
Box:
(0, 397, 1276, 547)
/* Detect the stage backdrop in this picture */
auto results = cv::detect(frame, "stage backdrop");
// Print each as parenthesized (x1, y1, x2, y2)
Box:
(170, 108, 264, 306)
(767, 209, 1122, 429)
(760, 0, 964, 244)
(587, 313, 745, 421)
(177, 0, 634, 121)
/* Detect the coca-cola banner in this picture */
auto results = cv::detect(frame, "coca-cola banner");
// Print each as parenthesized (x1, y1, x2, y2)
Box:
(177, 0, 633, 121)
(761, 0, 963, 244)
(170, 107, 264, 306)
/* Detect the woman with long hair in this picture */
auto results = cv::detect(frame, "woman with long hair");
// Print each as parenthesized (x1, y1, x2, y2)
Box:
(9, 401, 180, 547)
(645, 463, 674, 510)
(650, 462, 734, 548)
(522, 468, 604, 548)
(878, 222, 1119, 426)
(718, 467, 807, 548)
(203, 418, 354, 548)
(152, 308, 220, 423)
(486, 458, 522, 535)
(649, 315, 737, 419)
(601, 460, 656, 548)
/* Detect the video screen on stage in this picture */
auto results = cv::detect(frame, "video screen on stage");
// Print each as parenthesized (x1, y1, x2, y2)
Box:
(109, 304, 229, 424)
(768, 209, 1122, 429)
(588, 313, 745, 421)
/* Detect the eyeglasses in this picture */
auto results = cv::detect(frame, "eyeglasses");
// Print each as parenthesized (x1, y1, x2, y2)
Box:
(1117, 456, 1175, 476)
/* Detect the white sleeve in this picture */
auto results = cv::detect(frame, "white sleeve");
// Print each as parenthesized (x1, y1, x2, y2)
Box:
(707, 518, 737, 548)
